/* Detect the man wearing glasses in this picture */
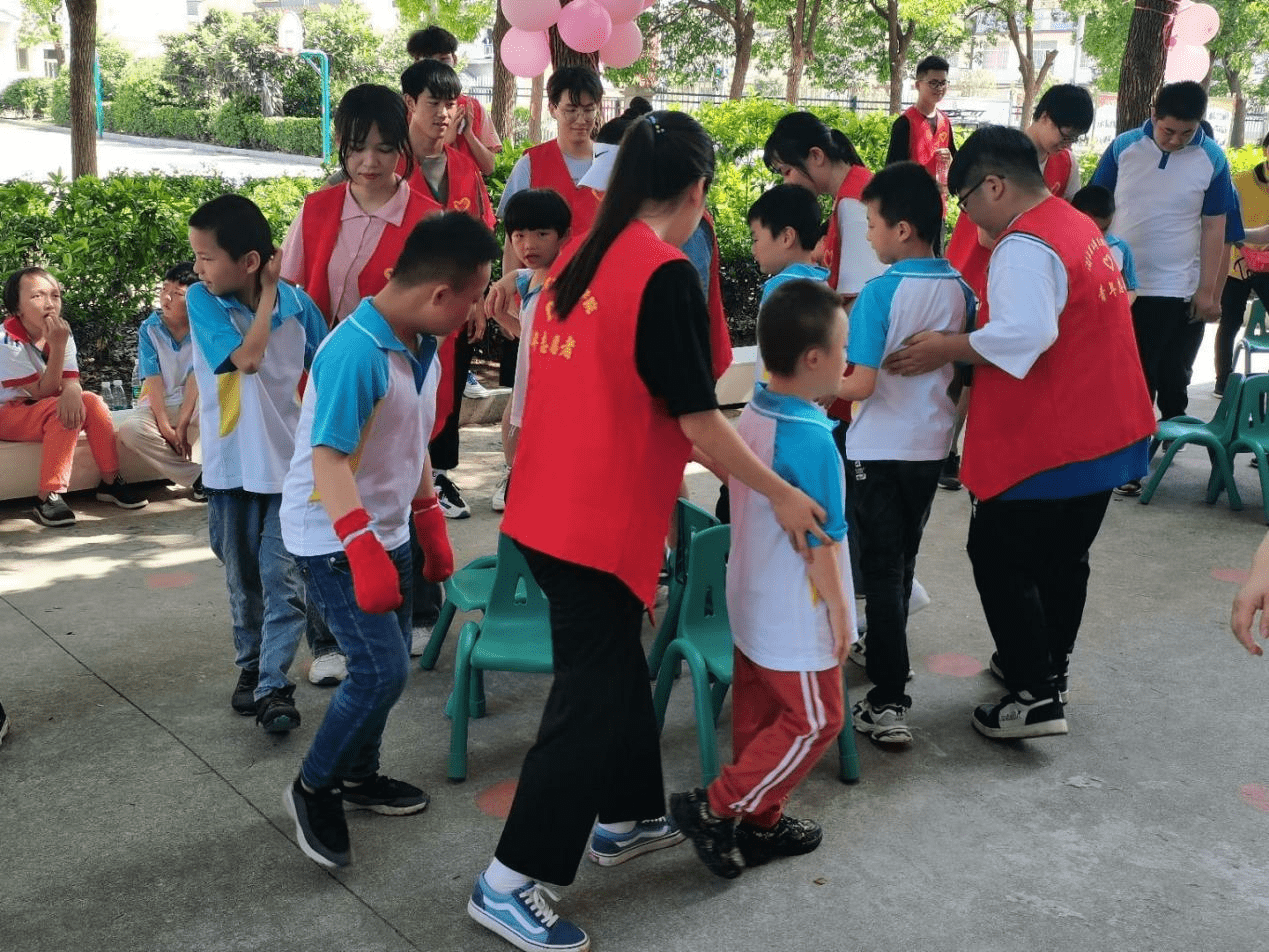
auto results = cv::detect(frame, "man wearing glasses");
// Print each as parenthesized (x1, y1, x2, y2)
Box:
(886, 55, 957, 198)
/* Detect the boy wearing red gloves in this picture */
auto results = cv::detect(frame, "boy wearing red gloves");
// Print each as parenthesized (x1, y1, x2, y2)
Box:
(280, 212, 500, 868)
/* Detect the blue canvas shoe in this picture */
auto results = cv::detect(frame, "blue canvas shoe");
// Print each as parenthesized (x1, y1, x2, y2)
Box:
(467, 874, 589, 952)
(587, 816, 685, 866)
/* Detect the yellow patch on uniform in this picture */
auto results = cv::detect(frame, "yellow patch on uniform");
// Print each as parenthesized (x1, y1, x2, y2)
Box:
(217, 371, 241, 438)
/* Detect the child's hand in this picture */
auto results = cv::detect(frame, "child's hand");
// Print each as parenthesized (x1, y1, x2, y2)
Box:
(44, 314, 71, 348)
(259, 247, 282, 290)
(1232, 531, 1269, 655)
(158, 419, 181, 454)
(56, 385, 84, 430)
(828, 601, 850, 665)
(174, 420, 193, 461)
(484, 275, 520, 323)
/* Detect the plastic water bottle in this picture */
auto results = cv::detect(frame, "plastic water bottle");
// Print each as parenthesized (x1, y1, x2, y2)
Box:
(101, 384, 116, 409)
(131, 362, 142, 407)
(111, 379, 125, 410)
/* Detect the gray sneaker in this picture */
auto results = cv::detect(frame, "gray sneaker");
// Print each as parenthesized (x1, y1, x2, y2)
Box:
(852, 698, 913, 744)
(34, 492, 75, 527)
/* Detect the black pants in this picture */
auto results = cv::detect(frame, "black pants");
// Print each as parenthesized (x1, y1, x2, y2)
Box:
(428, 332, 473, 472)
(832, 421, 865, 592)
(966, 489, 1111, 699)
(849, 458, 942, 707)
(495, 544, 665, 886)
(1131, 295, 1204, 421)
(1217, 273, 1269, 389)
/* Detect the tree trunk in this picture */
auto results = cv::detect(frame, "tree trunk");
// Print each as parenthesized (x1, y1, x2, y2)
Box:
(729, 6, 755, 101)
(67, 0, 97, 180)
(529, 72, 544, 143)
(490, 7, 515, 142)
(1117, 0, 1175, 133)
(872, 0, 914, 114)
(1226, 62, 1245, 148)
(549, 0, 600, 72)
(784, 0, 822, 105)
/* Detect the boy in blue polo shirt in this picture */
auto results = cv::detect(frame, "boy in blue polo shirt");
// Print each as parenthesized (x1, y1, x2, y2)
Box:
(280, 213, 500, 869)
(1071, 185, 1138, 305)
(839, 162, 973, 746)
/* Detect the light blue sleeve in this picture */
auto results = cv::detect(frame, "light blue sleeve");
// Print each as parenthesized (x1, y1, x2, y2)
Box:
(136, 315, 161, 379)
(1117, 238, 1139, 291)
(187, 283, 243, 375)
(308, 335, 390, 455)
(292, 287, 329, 369)
(845, 278, 892, 369)
(1089, 142, 1118, 192)
(773, 422, 847, 549)
(497, 155, 532, 218)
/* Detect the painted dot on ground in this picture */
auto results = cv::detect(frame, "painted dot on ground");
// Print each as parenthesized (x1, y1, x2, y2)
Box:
(1240, 784, 1269, 812)
(925, 653, 983, 677)
(1212, 568, 1251, 584)
(146, 571, 196, 589)
(476, 779, 518, 819)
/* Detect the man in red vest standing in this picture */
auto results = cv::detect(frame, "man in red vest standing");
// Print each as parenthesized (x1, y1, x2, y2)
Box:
(883, 126, 1156, 741)
(886, 55, 957, 198)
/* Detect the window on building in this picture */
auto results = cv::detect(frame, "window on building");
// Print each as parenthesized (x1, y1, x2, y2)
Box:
(187, 0, 202, 18)
(17, 47, 29, 72)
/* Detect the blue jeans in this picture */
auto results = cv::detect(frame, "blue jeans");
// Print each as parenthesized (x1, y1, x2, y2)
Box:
(297, 542, 413, 788)
(207, 491, 306, 700)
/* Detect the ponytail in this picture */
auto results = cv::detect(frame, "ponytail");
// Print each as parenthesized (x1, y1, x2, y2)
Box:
(553, 110, 715, 319)
(763, 111, 863, 178)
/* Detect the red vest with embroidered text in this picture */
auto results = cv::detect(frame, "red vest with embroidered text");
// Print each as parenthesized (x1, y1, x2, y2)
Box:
(402, 146, 495, 230)
(904, 106, 951, 179)
(527, 140, 602, 239)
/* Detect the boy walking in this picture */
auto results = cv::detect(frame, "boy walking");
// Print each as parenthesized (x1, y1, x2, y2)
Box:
(672, 279, 854, 879)
(838, 162, 972, 745)
(187, 195, 327, 732)
(281, 213, 499, 868)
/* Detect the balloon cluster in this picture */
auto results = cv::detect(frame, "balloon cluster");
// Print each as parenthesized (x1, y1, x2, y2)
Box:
(1164, 0, 1220, 84)
(500, 0, 655, 77)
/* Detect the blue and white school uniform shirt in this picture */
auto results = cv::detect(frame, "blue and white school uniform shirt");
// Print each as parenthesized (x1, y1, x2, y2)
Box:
(753, 263, 831, 386)
(187, 281, 326, 493)
(1104, 233, 1139, 292)
(843, 258, 972, 462)
(135, 311, 193, 408)
(281, 298, 440, 558)
(727, 385, 856, 673)
(509, 269, 544, 430)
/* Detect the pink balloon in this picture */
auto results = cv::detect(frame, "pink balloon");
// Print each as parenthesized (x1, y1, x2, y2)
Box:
(1172, 2, 1220, 45)
(600, 20, 643, 69)
(501, 28, 551, 78)
(557, 0, 613, 54)
(596, 0, 645, 23)
(501, 0, 561, 33)
(1164, 43, 1211, 83)
(643, 0, 657, 9)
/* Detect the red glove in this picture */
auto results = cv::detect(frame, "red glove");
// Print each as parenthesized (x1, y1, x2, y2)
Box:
(333, 508, 403, 614)
(412, 494, 454, 582)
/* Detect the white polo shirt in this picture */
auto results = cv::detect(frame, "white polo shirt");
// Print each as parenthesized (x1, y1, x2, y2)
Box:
(135, 310, 193, 408)
(0, 315, 79, 404)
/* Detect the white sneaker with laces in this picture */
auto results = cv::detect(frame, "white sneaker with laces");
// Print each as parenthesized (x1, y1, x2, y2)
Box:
(852, 698, 913, 744)
(492, 464, 510, 512)
(910, 578, 931, 614)
(308, 652, 348, 686)
(464, 371, 492, 400)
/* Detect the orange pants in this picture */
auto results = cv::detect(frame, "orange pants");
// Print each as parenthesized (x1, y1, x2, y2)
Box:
(0, 392, 118, 497)
(707, 649, 844, 829)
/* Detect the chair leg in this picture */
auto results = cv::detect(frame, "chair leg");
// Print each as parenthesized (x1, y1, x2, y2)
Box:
(447, 622, 479, 782)
(646, 586, 683, 680)
(652, 642, 685, 732)
(678, 646, 722, 786)
(1207, 449, 1244, 510)
(1139, 440, 1186, 504)
(837, 681, 860, 783)
(710, 680, 730, 725)
(470, 668, 487, 720)
(418, 600, 457, 670)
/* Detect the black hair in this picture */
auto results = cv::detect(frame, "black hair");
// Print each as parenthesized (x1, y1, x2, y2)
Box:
(1155, 81, 1207, 122)
(1032, 83, 1094, 132)
(1070, 184, 1115, 220)
(401, 58, 462, 102)
(764, 111, 863, 180)
(406, 25, 458, 60)
(164, 262, 198, 286)
(335, 83, 414, 181)
(947, 125, 1045, 197)
(595, 96, 654, 144)
(915, 55, 950, 77)
(747, 184, 823, 251)
(553, 110, 715, 319)
(504, 188, 572, 238)
(188, 194, 273, 263)
(547, 66, 603, 107)
(4, 266, 55, 315)
(757, 279, 842, 378)
(391, 212, 501, 290)
(860, 161, 943, 246)
(1262, 130, 1269, 151)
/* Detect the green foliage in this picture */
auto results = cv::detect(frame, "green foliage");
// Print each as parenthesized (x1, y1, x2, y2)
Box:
(50, 72, 69, 125)
(0, 77, 56, 118)
(393, 0, 489, 39)
(162, 8, 294, 111)
(18, 0, 62, 48)
(96, 35, 132, 101)
(1229, 145, 1267, 176)
(695, 99, 898, 170)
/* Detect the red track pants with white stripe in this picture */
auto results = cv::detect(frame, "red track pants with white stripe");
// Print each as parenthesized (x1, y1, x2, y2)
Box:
(707, 648, 844, 829)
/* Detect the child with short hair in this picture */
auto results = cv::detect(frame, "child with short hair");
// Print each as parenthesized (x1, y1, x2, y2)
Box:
(281, 212, 500, 869)
(117, 262, 203, 499)
(1, 267, 148, 526)
(839, 161, 973, 745)
(187, 194, 327, 733)
(1071, 184, 1138, 305)
(672, 278, 853, 880)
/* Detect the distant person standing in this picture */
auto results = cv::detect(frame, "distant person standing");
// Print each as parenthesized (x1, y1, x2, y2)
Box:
(886, 55, 957, 200)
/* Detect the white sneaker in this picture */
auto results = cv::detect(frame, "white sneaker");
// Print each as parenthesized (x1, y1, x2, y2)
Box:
(410, 625, 432, 658)
(852, 698, 913, 744)
(847, 634, 914, 680)
(492, 464, 510, 512)
(910, 578, 931, 614)
(464, 371, 492, 400)
(855, 595, 867, 634)
(308, 652, 348, 686)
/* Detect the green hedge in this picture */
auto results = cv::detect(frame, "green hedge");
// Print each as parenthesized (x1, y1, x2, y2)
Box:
(1, 77, 56, 119)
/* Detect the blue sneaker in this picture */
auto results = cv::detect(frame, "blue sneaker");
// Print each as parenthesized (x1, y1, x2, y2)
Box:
(468, 875, 589, 952)
(587, 816, 685, 866)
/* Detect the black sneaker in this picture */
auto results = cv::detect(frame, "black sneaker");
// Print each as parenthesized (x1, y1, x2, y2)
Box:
(735, 815, 823, 866)
(669, 788, 743, 879)
(283, 777, 350, 867)
(433, 471, 470, 519)
(191, 474, 207, 503)
(256, 684, 301, 733)
(231, 667, 259, 715)
(972, 690, 1067, 740)
(988, 652, 1069, 704)
(95, 476, 148, 509)
(938, 451, 962, 491)
(1113, 479, 1142, 497)
(34, 492, 75, 527)
(341, 774, 430, 815)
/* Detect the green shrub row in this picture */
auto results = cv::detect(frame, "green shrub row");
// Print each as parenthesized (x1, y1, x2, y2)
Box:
(1, 77, 56, 119)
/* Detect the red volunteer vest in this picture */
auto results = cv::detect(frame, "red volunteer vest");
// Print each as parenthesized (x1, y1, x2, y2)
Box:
(501, 221, 694, 606)
(823, 163, 874, 292)
(700, 211, 733, 380)
(527, 139, 602, 239)
(298, 182, 438, 327)
(1043, 148, 1074, 199)
(904, 106, 952, 179)
(959, 197, 1156, 500)
(449, 95, 486, 170)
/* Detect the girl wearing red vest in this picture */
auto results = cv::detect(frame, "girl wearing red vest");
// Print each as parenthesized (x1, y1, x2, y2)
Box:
(468, 111, 829, 952)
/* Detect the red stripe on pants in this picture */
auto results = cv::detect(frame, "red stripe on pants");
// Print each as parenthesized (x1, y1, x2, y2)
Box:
(0, 392, 118, 496)
(707, 649, 844, 829)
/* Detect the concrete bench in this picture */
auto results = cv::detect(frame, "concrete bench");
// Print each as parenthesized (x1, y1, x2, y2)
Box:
(717, 345, 757, 407)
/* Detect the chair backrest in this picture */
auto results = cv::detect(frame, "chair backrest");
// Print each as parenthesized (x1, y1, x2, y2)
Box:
(678, 524, 732, 649)
(1211, 372, 1245, 443)
(672, 499, 721, 586)
(1250, 300, 1268, 339)
(482, 533, 551, 636)
(1235, 373, 1269, 440)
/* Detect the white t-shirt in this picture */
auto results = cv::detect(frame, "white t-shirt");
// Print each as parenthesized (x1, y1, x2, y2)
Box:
(969, 231, 1068, 379)
(509, 270, 543, 430)
(834, 198, 888, 296)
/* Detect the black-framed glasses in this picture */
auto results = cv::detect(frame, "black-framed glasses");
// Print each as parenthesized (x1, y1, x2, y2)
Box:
(955, 176, 992, 208)
(1057, 128, 1087, 146)
(923, 79, 949, 90)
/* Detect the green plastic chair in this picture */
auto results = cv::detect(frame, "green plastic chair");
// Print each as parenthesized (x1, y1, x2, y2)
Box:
(646, 499, 720, 680)
(417, 553, 497, 671)
(1140, 372, 1244, 510)
(1228, 373, 1269, 523)
(1235, 301, 1269, 376)
(652, 524, 860, 786)
(447, 534, 553, 782)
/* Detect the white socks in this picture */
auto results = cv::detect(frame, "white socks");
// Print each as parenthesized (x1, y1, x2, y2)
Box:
(484, 858, 532, 894)
(595, 820, 636, 835)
